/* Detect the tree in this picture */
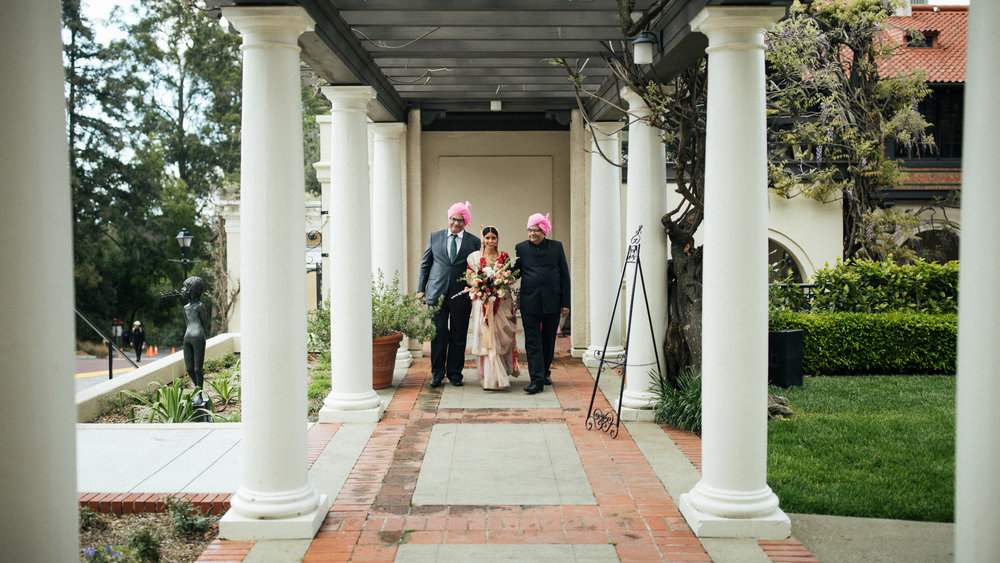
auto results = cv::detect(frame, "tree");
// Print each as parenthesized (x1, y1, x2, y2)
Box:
(63, 0, 146, 336)
(765, 0, 934, 260)
(122, 0, 242, 201)
(558, 30, 707, 382)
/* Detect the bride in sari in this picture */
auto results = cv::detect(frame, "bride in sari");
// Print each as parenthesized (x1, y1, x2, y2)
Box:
(466, 225, 519, 390)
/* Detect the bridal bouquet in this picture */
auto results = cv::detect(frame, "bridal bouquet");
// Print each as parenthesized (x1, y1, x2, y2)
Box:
(455, 251, 519, 321)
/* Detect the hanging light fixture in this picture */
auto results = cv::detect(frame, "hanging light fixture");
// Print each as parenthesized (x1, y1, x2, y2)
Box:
(632, 30, 661, 65)
(491, 84, 503, 111)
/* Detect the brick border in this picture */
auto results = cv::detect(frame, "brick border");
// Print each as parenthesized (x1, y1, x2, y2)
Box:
(78, 492, 233, 515)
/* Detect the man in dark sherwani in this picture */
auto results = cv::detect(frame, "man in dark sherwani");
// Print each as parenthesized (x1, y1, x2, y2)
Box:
(514, 212, 570, 394)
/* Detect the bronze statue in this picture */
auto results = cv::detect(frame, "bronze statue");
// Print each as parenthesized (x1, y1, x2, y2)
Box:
(182, 276, 208, 406)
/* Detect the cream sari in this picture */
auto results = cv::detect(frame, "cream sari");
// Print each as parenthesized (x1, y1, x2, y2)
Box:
(466, 250, 519, 390)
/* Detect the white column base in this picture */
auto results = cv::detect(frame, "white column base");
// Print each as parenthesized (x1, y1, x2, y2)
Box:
(219, 494, 330, 540)
(678, 493, 790, 539)
(319, 399, 387, 423)
(395, 348, 413, 369)
(620, 389, 657, 409)
(616, 404, 657, 421)
(582, 345, 625, 368)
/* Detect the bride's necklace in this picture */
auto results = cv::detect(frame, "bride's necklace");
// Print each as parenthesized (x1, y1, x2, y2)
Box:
(483, 249, 499, 264)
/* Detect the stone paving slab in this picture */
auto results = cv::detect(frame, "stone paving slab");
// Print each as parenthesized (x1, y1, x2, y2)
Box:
(396, 543, 619, 562)
(77, 424, 242, 493)
(437, 373, 561, 409)
(412, 423, 595, 506)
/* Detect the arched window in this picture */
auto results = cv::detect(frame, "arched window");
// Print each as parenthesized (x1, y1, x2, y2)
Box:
(768, 239, 803, 283)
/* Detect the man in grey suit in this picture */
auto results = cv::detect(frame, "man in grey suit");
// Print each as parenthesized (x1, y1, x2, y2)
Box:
(417, 201, 481, 387)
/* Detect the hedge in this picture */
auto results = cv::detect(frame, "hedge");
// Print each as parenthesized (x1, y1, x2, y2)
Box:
(771, 258, 958, 314)
(769, 311, 956, 375)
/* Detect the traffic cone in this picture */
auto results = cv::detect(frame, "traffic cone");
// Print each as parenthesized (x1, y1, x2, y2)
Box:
(171, 347, 176, 354)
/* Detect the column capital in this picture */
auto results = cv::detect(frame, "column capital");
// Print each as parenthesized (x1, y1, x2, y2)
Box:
(222, 6, 314, 40)
(590, 121, 623, 143)
(619, 87, 650, 118)
(322, 86, 376, 114)
(371, 122, 407, 140)
(690, 6, 785, 52)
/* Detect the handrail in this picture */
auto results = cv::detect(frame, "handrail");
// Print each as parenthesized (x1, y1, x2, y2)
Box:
(74, 307, 138, 379)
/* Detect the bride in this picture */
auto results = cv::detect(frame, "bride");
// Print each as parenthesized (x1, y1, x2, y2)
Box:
(466, 225, 519, 390)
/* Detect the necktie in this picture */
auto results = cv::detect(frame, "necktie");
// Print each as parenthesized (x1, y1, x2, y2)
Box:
(449, 233, 457, 262)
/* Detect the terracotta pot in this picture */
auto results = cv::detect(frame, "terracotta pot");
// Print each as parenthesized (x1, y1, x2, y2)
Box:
(372, 331, 403, 390)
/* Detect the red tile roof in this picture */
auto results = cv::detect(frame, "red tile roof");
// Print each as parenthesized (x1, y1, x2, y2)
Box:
(881, 6, 967, 83)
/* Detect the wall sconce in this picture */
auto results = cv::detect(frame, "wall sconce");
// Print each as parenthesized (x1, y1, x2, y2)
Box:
(632, 30, 661, 65)
(490, 100, 502, 112)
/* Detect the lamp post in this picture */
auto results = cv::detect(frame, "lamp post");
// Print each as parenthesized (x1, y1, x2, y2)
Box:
(174, 228, 194, 279)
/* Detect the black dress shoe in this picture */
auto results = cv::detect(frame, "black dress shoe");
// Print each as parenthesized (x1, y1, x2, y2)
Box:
(430, 375, 444, 388)
(449, 379, 464, 387)
(524, 383, 544, 394)
(543, 376, 552, 385)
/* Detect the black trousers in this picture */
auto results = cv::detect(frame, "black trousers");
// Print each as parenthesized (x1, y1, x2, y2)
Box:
(430, 290, 472, 382)
(521, 311, 560, 386)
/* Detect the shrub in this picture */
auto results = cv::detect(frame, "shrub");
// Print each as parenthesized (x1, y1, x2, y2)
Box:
(207, 360, 240, 408)
(79, 506, 108, 532)
(204, 352, 239, 374)
(651, 369, 702, 434)
(161, 495, 211, 538)
(372, 269, 440, 340)
(769, 310, 956, 375)
(127, 526, 161, 562)
(774, 258, 958, 314)
(125, 380, 212, 423)
(307, 299, 331, 353)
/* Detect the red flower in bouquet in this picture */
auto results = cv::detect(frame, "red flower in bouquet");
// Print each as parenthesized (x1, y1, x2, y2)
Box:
(456, 251, 519, 323)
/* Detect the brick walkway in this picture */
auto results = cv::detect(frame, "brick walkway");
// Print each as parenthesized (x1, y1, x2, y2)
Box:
(194, 340, 817, 562)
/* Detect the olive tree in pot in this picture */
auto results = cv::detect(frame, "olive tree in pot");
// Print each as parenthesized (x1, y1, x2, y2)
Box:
(372, 269, 439, 389)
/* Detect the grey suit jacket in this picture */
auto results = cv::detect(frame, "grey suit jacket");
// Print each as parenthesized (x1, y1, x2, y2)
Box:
(417, 229, 482, 305)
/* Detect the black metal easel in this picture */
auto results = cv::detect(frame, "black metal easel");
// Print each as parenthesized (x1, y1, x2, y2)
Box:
(585, 225, 662, 439)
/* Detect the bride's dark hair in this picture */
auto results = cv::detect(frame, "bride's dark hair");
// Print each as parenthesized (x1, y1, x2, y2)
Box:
(481, 226, 499, 238)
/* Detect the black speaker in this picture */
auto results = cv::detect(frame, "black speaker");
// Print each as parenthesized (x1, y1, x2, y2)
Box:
(769, 330, 804, 388)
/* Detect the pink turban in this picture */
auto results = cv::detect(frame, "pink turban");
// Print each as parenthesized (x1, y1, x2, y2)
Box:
(526, 213, 552, 235)
(447, 201, 471, 226)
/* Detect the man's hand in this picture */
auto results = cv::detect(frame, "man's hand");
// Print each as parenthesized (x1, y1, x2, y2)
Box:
(416, 291, 425, 300)
(560, 307, 570, 317)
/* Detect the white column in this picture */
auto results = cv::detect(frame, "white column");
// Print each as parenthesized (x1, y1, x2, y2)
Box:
(371, 123, 413, 369)
(370, 122, 412, 369)
(678, 6, 789, 539)
(220, 7, 328, 540)
(314, 115, 332, 303)
(957, 2, 1000, 560)
(219, 201, 241, 333)
(319, 86, 385, 422)
(405, 109, 425, 356)
(619, 88, 667, 419)
(583, 122, 625, 367)
(0, 3, 78, 559)
(569, 110, 590, 356)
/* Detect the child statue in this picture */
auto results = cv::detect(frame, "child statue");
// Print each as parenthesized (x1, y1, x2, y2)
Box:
(181, 276, 208, 406)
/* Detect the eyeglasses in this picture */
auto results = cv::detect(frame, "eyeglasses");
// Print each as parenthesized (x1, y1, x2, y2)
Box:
(527, 228, 543, 234)
(449, 216, 466, 224)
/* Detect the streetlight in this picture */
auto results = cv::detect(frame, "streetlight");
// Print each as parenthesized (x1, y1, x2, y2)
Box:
(173, 228, 194, 279)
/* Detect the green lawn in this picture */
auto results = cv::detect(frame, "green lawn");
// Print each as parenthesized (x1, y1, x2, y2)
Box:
(767, 375, 955, 522)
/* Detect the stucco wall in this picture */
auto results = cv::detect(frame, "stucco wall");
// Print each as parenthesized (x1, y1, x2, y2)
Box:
(410, 130, 573, 290)
(767, 191, 843, 281)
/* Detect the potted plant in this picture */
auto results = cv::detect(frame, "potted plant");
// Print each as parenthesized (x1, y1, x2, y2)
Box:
(371, 269, 439, 389)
